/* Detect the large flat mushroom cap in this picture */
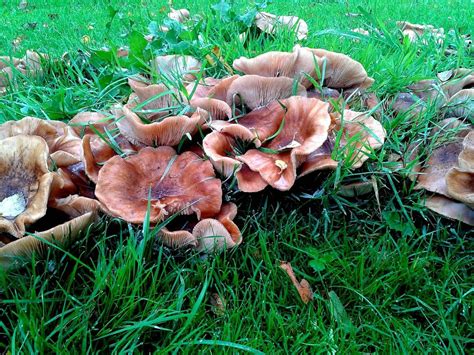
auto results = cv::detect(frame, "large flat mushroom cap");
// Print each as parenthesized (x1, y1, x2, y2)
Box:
(0, 135, 54, 238)
(95, 146, 222, 224)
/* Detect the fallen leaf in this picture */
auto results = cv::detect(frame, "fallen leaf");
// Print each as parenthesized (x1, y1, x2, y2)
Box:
(280, 261, 314, 304)
(210, 293, 226, 315)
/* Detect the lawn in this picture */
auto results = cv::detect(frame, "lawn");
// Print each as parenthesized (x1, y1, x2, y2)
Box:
(0, 0, 473, 353)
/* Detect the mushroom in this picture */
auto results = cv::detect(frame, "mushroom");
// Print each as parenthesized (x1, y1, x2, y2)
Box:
(0, 51, 47, 93)
(444, 89, 474, 118)
(204, 97, 331, 192)
(152, 55, 202, 82)
(127, 76, 177, 120)
(225, 75, 307, 110)
(0, 135, 54, 238)
(425, 195, 474, 226)
(233, 47, 320, 88)
(167, 8, 190, 23)
(114, 104, 208, 146)
(0, 116, 82, 168)
(255, 12, 308, 40)
(95, 146, 222, 224)
(299, 109, 385, 176)
(68, 111, 112, 136)
(301, 47, 374, 91)
(158, 203, 242, 253)
(396, 21, 445, 45)
(0, 194, 100, 268)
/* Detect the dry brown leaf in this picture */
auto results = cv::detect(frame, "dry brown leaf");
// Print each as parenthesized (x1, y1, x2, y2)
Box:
(280, 261, 314, 304)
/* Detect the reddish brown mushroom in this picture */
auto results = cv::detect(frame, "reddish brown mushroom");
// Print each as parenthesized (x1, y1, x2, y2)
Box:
(95, 146, 222, 224)
(299, 109, 385, 176)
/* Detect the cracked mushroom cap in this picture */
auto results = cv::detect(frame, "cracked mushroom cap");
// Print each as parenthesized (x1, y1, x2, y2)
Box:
(301, 47, 374, 91)
(0, 194, 100, 268)
(232, 47, 320, 88)
(225, 75, 307, 110)
(152, 55, 202, 82)
(114, 104, 208, 146)
(0, 116, 82, 168)
(299, 110, 385, 176)
(95, 146, 222, 224)
(0, 135, 54, 238)
(255, 12, 308, 40)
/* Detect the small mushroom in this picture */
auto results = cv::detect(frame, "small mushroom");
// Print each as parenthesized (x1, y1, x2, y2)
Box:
(255, 12, 308, 40)
(0, 135, 54, 238)
(152, 55, 202, 82)
(301, 46, 374, 91)
(95, 146, 222, 224)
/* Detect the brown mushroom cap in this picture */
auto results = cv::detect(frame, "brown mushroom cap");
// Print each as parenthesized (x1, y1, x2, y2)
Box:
(0, 116, 82, 168)
(301, 47, 374, 91)
(415, 141, 463, 196)
(233, 47, 320, 88)
(444, 89, 474, 118)
(299, 109, 385, 176)
(0, 194, 100, 268)
(152, 55, 202, 82)
(445, 168, 474, 208)
(127, 77, 177, 120)
(255, 12, 308, 40)
(425, 195, 474, 226)
(114, 105, 208, 146)
(205, 96, 331, 191)
(69, 112, 112, 136)
(95, 146, 222, 224)
(458, 131, 474, 171)
(0, 135, 54, 238)
(441, 69, 474, 98)
(226, 75, 307, 110)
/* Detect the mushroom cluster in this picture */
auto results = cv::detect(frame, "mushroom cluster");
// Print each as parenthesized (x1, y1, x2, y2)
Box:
(413, 120, 473, 225)
(0, 51, 46, 94)
(390, 68, 474, 118)
(0, 118, 100, 267)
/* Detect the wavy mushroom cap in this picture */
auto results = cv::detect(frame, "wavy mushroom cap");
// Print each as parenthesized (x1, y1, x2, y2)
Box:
(95, 146, 222, 224)
(69, 111, 112, 136)
(127, 77, 177, 120)
(0, 194, 100, 268)
(458, 131, 474, 171)
(158, 203, 241, 253)
(152, 55, 202, 82)
(0, 116, 82, 167)
(299, 110, 385, 176)
(441, 69, 474, 98)
(115, 104, 207, 146)
(255, 12, 308, 40)
(82, 133, 140, 183)
(425, 195, 474, 226)
(301, 47, 374, 91)
(445, 89, 474, 118)
(226, 75, 307, 110)
(206, 97, 331, 191)
(445, 168, 474, 208)
(233, 47, 320, 88)
(397, 21, 445, 44)
(0, 136, 54, 238)
(415, 140, 463, 196)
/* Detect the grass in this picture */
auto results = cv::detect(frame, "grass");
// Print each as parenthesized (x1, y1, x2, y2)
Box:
(1, 0, 473, 353)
